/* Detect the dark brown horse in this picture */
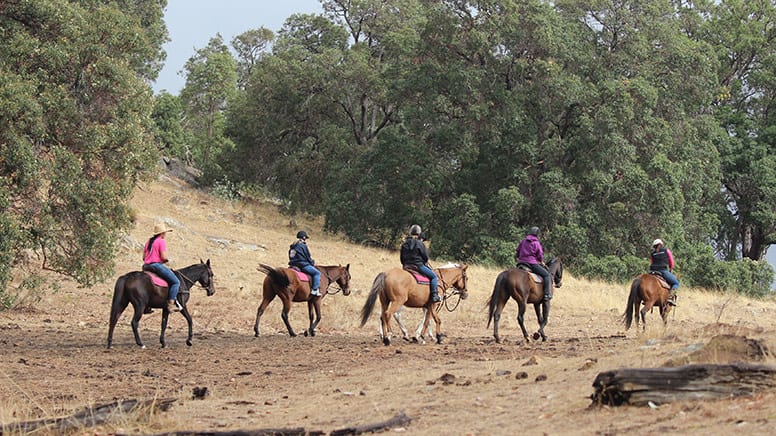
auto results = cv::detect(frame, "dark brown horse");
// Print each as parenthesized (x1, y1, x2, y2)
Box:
(623, 273, 672, 331)
(253, 264, 351, 337)
(360, 263, 469, 345)
(486, 258, 563, 344)
(107, 259, 215, 349)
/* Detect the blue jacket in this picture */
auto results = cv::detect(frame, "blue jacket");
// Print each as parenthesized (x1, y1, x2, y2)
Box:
(289, 240, 314, 267)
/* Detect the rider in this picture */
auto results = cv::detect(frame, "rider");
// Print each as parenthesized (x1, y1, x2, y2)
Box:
(400, 224, 440, 303)
(649, 238, 679, 306)
(142, 223, 181, 312)
(289, 230, 321, 297)
(515, 226, 552, 302)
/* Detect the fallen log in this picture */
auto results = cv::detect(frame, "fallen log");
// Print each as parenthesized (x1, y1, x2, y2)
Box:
(0, 398, 176, 434)
(590, 363, 776, 407)
(330, 411, 413, 435)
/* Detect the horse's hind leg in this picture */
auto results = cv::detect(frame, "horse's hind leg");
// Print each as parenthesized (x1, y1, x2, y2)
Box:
(492, 297, 508, 344)
(280, 297, 297, 337)
(393, 306, 413, 342)
(130, 307, 146, 349)
(516, 300, 530, 343)
(107, 297, 129, 349)
(253, 296, 274, 337)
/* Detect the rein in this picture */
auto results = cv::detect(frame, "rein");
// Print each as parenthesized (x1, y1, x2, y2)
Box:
(321, 268, 346, 295)
(436, 268, 466, 313)
(176, 267, 209, 294)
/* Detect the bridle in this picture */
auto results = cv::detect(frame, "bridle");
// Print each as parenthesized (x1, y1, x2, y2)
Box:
(435, 265, 467, 312)
(177, 265, 214, 295)
(322, 266, 350, 295)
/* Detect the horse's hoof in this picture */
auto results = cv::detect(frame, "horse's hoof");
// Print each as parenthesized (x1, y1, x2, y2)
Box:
(186, 340, 193, 346)
(309, 330, 316, 337)
(383, 338, 390, 346)
(140, 345, 146, 349)
(532, 332, 541, 340)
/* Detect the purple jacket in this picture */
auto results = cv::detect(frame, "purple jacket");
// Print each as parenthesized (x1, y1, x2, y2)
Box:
(516, 235, 544, 265)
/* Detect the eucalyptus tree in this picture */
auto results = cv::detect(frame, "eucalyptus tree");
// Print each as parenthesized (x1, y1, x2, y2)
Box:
(0, 0, 165, 304)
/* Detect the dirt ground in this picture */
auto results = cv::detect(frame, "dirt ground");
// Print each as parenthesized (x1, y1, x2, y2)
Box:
(2, 174, 776, 435)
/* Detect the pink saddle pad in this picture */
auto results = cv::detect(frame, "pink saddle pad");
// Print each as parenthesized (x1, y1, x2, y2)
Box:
(292, 269, 310, 282)
(144, 271, 169, 287)
(405, 270, 430, 284)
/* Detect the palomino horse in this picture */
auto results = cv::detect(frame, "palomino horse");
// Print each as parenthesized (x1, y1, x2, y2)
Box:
(623, 273, 672, 331)
(360, 263, 469, 345)
(253, 264, 351, 337)
(107, 259, 215, 349)
(486, 258, 563, 343)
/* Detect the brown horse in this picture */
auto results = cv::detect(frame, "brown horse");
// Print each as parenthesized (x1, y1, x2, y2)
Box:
(107, 259, 215, 349)
(486, 258, 563, 344)
(623, 273, 672, 331)
(360, 263, 469, 345)
(253, 264, 351, 337)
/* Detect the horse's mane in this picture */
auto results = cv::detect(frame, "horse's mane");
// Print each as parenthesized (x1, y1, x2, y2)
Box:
(438, 262, 461, 269)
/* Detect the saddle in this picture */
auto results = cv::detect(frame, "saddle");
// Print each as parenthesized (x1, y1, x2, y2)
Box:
(141, 265, 170, 287)
(649, 271, 671, 290)
(516, 263, 545, 284)
(288, 266, 311, 282)
(403, 265, 433, 285)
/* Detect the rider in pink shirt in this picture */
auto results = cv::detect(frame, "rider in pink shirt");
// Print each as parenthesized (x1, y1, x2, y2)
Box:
(143, 223, 180, 312)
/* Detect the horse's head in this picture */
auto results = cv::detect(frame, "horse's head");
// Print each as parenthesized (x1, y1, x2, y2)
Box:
(440, 263, 469, 300)
(335, 264, 352, 296)
(548, 257, 563, 288)
(199, 258, 216, 296)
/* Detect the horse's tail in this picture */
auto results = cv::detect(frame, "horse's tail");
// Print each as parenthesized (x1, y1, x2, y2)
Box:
(623, 277, 640, 330)
(257, 263, 290, 288)
(360, 272, 385, 327)
(486, 271, 506, 329)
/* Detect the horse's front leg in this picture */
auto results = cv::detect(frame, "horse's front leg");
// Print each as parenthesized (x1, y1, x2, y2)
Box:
(428, 303, 444, 344)
(533, 302, 548, 341)
(130, 306, 146, 349)
(306, 300, 322, 337)
(158, 310, 170, 348)
(181, 307, 194, 346)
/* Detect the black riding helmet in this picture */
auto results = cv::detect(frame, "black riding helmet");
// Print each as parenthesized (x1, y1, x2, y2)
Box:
(528, 226, 540, 236)
(296, 230, 309, 240)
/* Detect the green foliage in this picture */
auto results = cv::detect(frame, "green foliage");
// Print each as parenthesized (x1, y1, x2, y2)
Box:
(152, 92, 185, 158)
(0, 0, 163, 305)
(574, 254, 646, 283)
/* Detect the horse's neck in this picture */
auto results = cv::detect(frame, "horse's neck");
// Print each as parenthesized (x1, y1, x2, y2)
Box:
(176, 265, 201, 290)
(439, 268, 461, 285)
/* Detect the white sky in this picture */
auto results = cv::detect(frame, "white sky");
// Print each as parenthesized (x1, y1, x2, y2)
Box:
(153, 0, 323, 94)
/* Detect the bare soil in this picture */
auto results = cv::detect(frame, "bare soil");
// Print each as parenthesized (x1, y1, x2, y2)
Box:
(2, 174, 776, 435)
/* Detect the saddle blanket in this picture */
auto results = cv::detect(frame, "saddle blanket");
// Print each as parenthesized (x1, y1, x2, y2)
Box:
(144, 271, 168, 287)
(517, 265, 544, 283)
(649, 271, 671, 289)
(403, 268, 432, 284)
(290, 268, 310, 282)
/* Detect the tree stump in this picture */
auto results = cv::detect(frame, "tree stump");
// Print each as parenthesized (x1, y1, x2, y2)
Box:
(590, 363, 776, 406)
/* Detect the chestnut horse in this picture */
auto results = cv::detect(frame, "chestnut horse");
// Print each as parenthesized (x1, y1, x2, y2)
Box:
(360, 263, 469, 345)
(623, 273, 672, 331)
(107, 259, 215, 349)
(486, 258, 563, 344)
(253, 264, 351, 337)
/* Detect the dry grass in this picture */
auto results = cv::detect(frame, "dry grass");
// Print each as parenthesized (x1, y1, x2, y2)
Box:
(3, 173, 776, 434)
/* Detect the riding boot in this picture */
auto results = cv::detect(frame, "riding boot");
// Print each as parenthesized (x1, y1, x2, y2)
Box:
(667, 290, 677, 306)
(167, 299, 180, 312)
(311, 288, 321, 297)
(144, 307, 154, 314)
(430, 287, 441, 303)
(543, 285, 552, 302)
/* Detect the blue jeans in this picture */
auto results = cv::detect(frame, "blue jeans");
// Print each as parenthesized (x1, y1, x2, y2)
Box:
(416, 264, 439, 295)
(299, 265, 321, 290)
(146, 263, 180, 300)
(654, 269, 679, 290)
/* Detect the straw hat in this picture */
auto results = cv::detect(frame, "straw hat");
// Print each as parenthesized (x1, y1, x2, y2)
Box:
(153, 223, 173, 235)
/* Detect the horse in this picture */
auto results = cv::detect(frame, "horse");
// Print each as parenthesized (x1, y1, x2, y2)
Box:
(253, 264, 351, 337)
(360, 263, 469, 346)
(107, 259, 215, 349)
(622, 273, 672, 331)
(486, 257, 563, 344)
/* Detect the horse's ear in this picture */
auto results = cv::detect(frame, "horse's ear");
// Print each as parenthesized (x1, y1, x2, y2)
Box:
(206, 259, 211, 266)
(346, 263, 350, 270)
(200, 258, 204, 264)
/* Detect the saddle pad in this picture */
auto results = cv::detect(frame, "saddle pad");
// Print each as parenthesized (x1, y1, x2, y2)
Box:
(650, 272, 671, 289)
(403, 269, 430, 285)
(144, 271, 168, 287)
(292, 269, 310, 282)
(516, 265, 544, 284)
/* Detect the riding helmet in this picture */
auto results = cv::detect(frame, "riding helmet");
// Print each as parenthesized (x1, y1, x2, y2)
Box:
(410, 224, 422, 236)
(652, 238, 664, 247)
(297, 230, 309, 240)
(528, 226, 540, 236)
